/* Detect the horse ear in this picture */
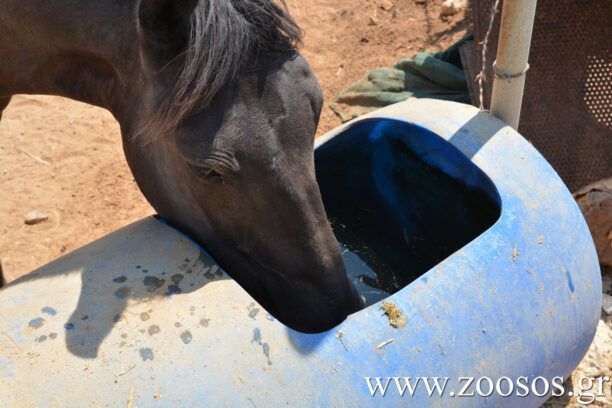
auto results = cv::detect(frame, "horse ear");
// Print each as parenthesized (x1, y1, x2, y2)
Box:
(138, 0, 200, 63)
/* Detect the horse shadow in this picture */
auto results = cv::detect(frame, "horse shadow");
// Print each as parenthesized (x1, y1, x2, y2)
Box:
(9, 218, 228, 359)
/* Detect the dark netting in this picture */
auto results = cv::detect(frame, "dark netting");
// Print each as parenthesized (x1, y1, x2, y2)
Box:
(462, 0, 612, 190)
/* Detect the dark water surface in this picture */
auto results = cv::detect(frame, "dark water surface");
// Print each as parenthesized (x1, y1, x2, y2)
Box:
(315, 119, 501, 305)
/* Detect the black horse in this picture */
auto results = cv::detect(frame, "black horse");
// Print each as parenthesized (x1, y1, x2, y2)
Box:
(0, 0, 362, 332)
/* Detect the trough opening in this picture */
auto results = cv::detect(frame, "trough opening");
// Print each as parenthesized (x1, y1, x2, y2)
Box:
(315, 118, 501, 306)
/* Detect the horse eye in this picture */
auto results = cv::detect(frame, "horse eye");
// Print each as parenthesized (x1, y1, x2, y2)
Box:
(188, 163, 225, 184)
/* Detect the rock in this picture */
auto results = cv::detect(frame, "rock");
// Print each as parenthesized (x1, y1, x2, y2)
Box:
(368, 9, 379, 26)
(392, 9, 402, 19)
(574, 178, 612, 267)
(379, 0, 394, 12)
(440, 0, 465, 16)
(603, 293, 612, 315)
(546, 296, 612, 406)
(24, 211, 49, 225)
(583, 365, 604, 377)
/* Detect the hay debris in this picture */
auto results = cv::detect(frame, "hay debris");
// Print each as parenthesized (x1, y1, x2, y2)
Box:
(511, 245, 519, 261)
(376, 338, 394, 350)
(381, 301, 406, 328)
(335, 329, 348, 351)
(126, 386, 135, 408)
(116, 365, 136, 377)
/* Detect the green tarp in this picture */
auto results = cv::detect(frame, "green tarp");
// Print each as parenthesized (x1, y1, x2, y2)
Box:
(330, 37, 471, 122)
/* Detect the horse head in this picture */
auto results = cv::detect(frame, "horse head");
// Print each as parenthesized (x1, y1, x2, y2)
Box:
(124, 0, 362, 332)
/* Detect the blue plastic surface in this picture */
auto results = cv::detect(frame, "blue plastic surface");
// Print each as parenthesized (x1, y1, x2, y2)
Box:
(0, 99, 601, 407)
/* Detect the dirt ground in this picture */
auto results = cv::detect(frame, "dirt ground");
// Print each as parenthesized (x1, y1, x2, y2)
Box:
(0, 0, 470, 280)
(0, 1, 609, 405)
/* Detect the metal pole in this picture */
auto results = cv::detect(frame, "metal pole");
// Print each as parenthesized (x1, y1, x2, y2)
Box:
(489, 0, 538, 129)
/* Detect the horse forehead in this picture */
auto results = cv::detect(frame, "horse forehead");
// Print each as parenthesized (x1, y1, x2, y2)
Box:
(275, 53, 319, 81)
(178, 56, 319, 159)
(178, 116, 282, 165)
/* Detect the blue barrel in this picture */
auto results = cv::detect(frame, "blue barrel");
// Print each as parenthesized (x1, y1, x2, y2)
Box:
(0, 99, 601, 407)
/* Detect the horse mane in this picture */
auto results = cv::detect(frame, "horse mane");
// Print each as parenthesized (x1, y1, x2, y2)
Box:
(140, 0, 301, 141)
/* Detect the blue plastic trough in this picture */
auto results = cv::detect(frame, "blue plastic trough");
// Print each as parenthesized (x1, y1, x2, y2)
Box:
(0, 99, 601, 407)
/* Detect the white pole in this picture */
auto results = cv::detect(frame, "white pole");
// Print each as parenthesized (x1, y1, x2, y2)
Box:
(489, 0, 538, 130)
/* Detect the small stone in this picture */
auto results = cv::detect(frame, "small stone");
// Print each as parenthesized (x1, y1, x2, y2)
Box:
(368, 15, 378, 26)
(24, 211, 49, 225)
(379, 0, 394, 11)
(602, 293, 612, 315)
(440, 0, 465, 16)
(392, 9, 402, 18)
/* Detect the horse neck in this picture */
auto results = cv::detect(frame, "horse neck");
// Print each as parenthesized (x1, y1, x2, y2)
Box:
(0, 0, 143, 125)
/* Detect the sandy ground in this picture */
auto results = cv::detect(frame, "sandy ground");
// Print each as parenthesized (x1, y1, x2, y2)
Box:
(0, 1, 609, 405)
(0, 0, 469, 280)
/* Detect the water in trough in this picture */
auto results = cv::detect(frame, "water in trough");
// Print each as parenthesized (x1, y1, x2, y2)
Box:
(315, 119, 501, 305)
